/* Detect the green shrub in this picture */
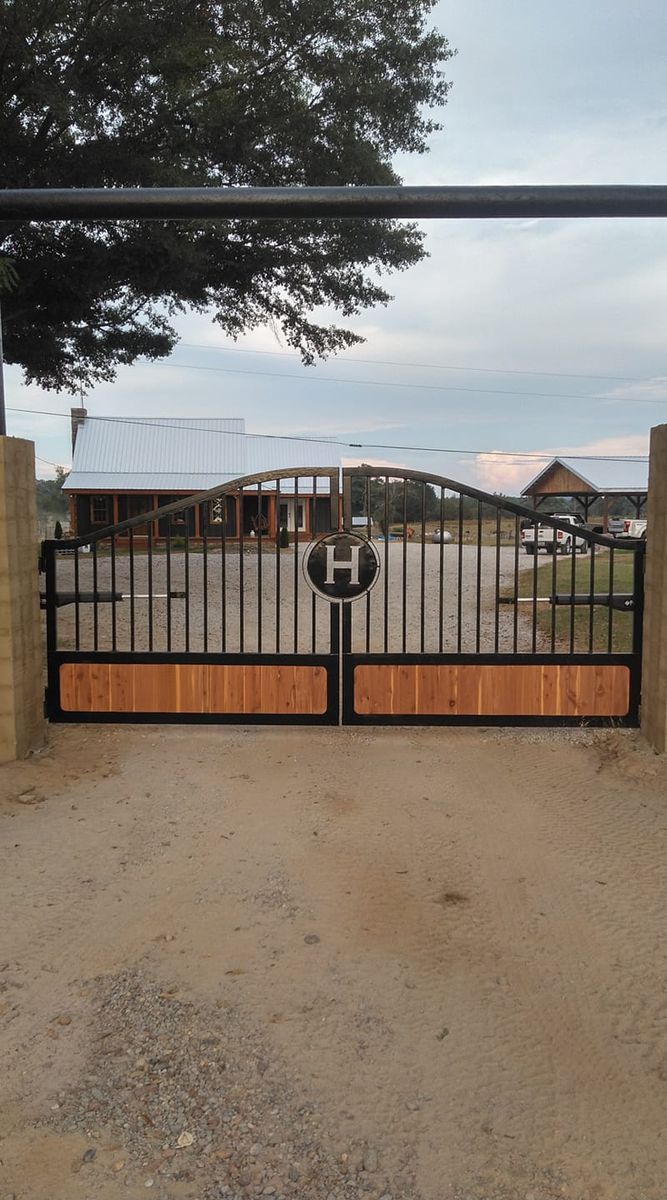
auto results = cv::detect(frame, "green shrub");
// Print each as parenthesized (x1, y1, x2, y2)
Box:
(54, 520, 63, 539)
(279, 525, 290, 548)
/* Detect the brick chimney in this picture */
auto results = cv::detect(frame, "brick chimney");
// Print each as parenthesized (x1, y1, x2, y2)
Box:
(70, 406, 87, 452)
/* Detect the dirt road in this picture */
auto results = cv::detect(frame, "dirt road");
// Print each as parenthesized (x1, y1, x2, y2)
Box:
(1, 724, 666, 1200)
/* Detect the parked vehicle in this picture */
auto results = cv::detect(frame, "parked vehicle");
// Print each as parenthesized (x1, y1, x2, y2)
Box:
(520, 513, 588, 556)
(607, 517, 628, 536)
(587, 516, 628, 536)
(621, 518, 647, 539)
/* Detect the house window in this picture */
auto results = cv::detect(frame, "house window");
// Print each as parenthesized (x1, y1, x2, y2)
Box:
(279, 503, 288, 527)
(296, 504, 304, 529)
(90, 495, 110, 524)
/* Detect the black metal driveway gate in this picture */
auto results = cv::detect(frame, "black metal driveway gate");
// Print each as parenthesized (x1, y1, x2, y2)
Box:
(41, 466, 644, 727)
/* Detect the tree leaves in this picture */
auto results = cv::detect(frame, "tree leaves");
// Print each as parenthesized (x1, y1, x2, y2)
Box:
(0, 0, 453, 391)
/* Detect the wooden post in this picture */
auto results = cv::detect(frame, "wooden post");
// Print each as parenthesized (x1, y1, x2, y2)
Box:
(0, 438, 45, 761)
(641, 423, 667, 751)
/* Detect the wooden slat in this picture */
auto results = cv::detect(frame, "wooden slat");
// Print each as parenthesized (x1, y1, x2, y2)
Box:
(354, 663, 630, 718)
(59, 662, 328, 716)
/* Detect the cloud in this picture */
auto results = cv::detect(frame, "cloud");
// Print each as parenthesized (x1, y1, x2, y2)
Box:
(474, 432, 650, 494)
(474, 453, 550, 494)
(601, 377, 667, 405)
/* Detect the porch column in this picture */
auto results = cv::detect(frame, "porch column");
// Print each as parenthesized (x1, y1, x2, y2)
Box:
(641, 423, 667, 751)
(0, 438, 45, 762)
(268, 494, 277, 538)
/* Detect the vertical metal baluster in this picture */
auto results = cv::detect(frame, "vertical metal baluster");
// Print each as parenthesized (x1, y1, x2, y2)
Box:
(513, 515, 519, 652)
(73, 546, 80, 651)
(607, 542, 615, 653)
(569, 533, 577, 653)
(129, 529, 135, 652)
(588, 539, 596, 653)
(365, 475, 372, 653)
(457, 494, 463, 653)
(203, 515, 209, 653)
(293, 477, 299, 653)
(257, 483, 262, 653)
(110, 533, 117, 651)
(476, 500, 482, 653)
(44, 541, 58, 658)
(550, 525, 558, 654)
(147, 523, 153, 652)
(221, 497, 227, 653)
(438, 486, 445, 653)
(312, 477, 317, 653)
(239, 488, 244, 652)
(383, 476, 389, 653)
(420, 482, 426, 653)
(184, 514, 190, 653)
(401, 479, 408, 653)
(531, 521, 539, 653)
(166, 526, 172, 652)
(92, 540, 99, 651)
(494, 508, 501, 653)
(275, 479, 281, 654)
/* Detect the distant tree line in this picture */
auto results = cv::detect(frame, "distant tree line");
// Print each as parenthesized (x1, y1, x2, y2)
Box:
(350, 475, 633, 529)
(36, 466, 69, 519)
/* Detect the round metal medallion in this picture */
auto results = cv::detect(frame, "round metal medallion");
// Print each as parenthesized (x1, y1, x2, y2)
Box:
(302, 531, 381, 603)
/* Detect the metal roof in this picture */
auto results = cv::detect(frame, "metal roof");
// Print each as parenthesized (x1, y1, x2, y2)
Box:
(64, 416, 342, 492)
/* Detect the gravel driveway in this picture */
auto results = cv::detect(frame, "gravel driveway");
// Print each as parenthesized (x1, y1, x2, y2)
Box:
(53, 542, 539, 655)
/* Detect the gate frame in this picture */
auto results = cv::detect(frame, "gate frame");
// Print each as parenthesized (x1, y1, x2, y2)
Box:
(41, 464, 645, 727)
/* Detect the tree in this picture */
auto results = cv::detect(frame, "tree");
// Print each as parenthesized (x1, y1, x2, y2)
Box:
(0, 1, 453, 392)
(350, 474, 441, 529)
(36, 465, 69, 517)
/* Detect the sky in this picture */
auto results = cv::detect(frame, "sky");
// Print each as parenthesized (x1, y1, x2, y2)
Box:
(5, 0, 667, 493)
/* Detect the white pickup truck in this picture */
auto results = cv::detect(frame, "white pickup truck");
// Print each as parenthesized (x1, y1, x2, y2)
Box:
(621, 518, 647, 539)
(520, 513, 589, 556)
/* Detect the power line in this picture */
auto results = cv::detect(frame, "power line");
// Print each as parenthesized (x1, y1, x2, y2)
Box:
(179, 341, 652, 385)
(152, 357, 667, 404)
(7, 406, 649, 464)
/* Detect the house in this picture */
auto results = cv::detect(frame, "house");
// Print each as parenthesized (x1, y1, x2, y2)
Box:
(63, 408, 342, 541)
(520, 457, 648, 526)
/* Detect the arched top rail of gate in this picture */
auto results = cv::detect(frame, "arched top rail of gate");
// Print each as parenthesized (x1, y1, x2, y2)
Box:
(343, 464, 644, 551)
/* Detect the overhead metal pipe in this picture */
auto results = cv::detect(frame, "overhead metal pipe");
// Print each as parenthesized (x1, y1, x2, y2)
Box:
(1, 185, 667, 221)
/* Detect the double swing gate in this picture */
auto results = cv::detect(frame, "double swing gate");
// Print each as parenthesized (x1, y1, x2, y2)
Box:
(41, 466, 644, 727)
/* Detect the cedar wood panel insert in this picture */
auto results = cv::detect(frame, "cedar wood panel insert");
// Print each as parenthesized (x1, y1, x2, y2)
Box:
(351, 661, 630, 719)
(54, 655, 338, 724)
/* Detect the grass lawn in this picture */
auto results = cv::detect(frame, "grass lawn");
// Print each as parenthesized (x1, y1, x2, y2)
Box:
(515, 546, 638, 653)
